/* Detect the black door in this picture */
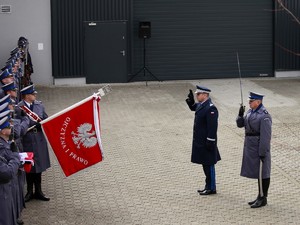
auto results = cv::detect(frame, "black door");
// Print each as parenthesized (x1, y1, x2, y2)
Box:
(84, 21, 127, 83)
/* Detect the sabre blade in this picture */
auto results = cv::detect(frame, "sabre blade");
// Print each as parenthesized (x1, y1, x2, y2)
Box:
(236, 52, 244, 106)
(259, 160, 264, 197)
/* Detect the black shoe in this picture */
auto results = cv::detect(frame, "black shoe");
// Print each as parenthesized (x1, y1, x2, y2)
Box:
(199, 189, 217, 195)
(197, 188, 206, 193)
(24, 191, 33, 202)
(251, 197, 267, 208)
(17, 218, 24, 225)
(34, 192, 50, 201)
(248, 195, 259, 205)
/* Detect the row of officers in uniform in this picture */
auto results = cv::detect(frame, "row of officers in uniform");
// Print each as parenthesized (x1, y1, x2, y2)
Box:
(0, 40, 51, 225)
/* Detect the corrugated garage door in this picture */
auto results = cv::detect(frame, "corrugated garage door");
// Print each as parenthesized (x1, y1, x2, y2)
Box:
(132, 0, 274, 80)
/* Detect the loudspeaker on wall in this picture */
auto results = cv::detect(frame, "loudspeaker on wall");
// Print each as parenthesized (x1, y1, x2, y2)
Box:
(139, 21, 151, 39)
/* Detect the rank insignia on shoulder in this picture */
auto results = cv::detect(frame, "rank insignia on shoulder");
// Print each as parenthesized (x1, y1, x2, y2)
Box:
(263, 110, 268, 114)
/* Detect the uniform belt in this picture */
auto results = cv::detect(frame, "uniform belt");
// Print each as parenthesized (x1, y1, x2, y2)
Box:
(28, 127, 42, 133)
(245, 133, 260, 136)
(0, 179, 9, 184)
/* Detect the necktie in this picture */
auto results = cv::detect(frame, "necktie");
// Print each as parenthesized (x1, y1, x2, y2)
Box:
(30, 104, 33, 111)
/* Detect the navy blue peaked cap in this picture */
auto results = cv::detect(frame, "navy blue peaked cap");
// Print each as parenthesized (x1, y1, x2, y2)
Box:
(2, 82, 17, 92)
(0, 110, 11, 120)
(249, 91, 264, 100)
(20, 84, 37, 95)
(1, 64, 13, 72)
(0, 69, 13, 80)
(0, 95, 12, 105)
(0, 102, 10, 113)
(195, 85, 211, 94)
(10, 47, 19, 54)
(0, 116, 11, 130)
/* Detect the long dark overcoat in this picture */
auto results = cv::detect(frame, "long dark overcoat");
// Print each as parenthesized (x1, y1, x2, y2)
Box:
(188, 99, 221, 165)
(236, 104, 272, 179)
(12, 117, 30, 217)
(0, 140, 20, 225)
(18, 100, 51, 173)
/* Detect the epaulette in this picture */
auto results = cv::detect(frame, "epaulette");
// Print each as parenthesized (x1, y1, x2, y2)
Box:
(263, 110, 268, 114)
(209, 103, 214, 107)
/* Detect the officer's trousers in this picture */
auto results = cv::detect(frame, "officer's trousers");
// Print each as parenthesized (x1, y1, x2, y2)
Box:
(202, 165, 216, 191)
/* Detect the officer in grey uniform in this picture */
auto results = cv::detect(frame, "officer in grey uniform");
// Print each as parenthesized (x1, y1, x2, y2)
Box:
(236, 92, 272, 208)
(0, 116, 21, 225)
(18, 85, 51, 202)
(11, 94, 30, 225)
(186, 85, 221, 195)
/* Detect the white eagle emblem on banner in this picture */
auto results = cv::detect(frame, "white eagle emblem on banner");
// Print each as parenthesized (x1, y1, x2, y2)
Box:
(71, 123, 97, 149)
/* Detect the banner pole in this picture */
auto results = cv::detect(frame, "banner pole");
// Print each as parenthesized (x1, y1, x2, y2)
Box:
(40, 95, 95, 124)
(40, 85, 111, 124)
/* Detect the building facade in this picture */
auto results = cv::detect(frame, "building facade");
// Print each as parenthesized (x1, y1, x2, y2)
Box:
(0, 0, 299, 85)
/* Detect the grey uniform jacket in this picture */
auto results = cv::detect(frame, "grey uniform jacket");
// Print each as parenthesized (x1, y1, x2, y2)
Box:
(18, 100, 51, 173)
(236, 104, 272, 179)
(12, 117, 30, 217)
(0, 139, 20, 225)
(12, 116, 30, 152)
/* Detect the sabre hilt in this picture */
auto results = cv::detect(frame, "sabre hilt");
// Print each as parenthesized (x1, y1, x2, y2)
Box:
(238, 104, 246, 117)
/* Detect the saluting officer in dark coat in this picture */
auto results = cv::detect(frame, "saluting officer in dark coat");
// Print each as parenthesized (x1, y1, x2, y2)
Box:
(236, 92, 272, 208)
(0, 116, 21, 225)
(18, 85, 51, 202)
(186, 85, 221, 195)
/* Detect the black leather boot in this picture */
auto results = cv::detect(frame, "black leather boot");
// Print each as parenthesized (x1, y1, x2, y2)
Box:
(24, 190, 33, 202)
(17, 218, 24, 225)
(251, 196, 267, 208)
(34, 173, 50, 201)
(34, 187, 50, 201)
(25, 173, 34, 202)
(248, 195, 259, 205)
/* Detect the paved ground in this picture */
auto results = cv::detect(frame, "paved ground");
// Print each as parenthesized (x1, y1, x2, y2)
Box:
(22, 78, 300, 225)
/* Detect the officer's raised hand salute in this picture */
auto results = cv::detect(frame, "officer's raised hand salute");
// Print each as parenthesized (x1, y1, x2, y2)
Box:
(186, 89, 195, 110)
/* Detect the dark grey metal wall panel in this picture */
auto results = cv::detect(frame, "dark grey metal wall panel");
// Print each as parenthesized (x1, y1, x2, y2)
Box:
(132, 0, 274, 80)
(51, 0, 131, 78)
(275, 0, 300, 70)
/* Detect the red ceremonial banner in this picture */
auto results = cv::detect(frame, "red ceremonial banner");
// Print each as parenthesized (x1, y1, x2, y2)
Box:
(41, 95, 103, 177)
